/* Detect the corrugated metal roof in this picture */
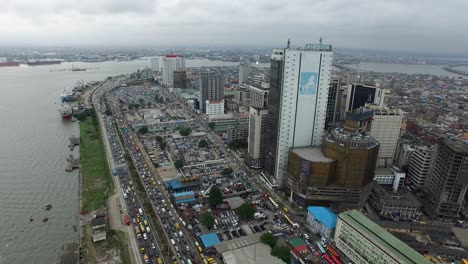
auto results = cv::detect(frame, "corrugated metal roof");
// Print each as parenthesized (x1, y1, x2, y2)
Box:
(307, 206, 337, 229)
(173, 191, 195, 198)
(200, 232, 221, 248)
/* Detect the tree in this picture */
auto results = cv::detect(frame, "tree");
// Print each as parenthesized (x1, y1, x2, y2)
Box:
(159, 141, 166, 150)
(260, 233, 277, 248)
(208, 122, 216, 130)
(155, 136, 163, 143)
(221, 168, 233, 176)
(198, 139, 208, 148)
(208, 187, 223, 207)
(178, 126, 191, 136)
(237, 202, 256, 220)
(174, 159, 184, 169)
(138, 126, 149, 134)
(271, 246, 292, 263)
(201, 212, 215, 229)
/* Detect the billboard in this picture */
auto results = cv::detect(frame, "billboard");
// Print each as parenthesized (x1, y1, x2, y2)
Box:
(299, 72, 318, 95)
(299, 158, 311, 195)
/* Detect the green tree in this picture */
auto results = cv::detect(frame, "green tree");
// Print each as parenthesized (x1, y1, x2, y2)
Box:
(237, 202, 256, 220)
(198, 139, 208, 148)
(155, 136, 163, 143)
(174, 159, 184, 169)
(221, 168, 233, 176)
(260, 233, 277, 248)
(271, 246, 292, 263)
(208, 187, 223, 207)
(178, 126, 191, 136)
(228, 140, 248, 150)
(201, 212, 215, 229)
(138, 126, 149, 134)
(159, 141, 166, 150)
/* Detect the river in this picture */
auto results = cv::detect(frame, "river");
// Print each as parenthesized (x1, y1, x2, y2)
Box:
(0, 58, 245, 264)
(346, 62, 465, 77)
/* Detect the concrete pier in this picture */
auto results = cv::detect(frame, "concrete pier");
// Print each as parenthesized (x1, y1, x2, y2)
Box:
(69, 136, 80, 151)
(66, 154, 80, 172)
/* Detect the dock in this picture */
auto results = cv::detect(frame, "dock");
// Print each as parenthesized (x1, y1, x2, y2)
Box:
(66, 154, 80, 172)
(59, 243, 79, 264)
(69, 136, 80, 151)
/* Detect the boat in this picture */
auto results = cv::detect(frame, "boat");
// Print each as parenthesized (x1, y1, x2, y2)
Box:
(72, 65, 86, 71)
(42, 218, 49, 222)
(73, 225, 77, 232)
(59, 104, 73, 120)
(0, 58, 20, 67)
(60, 89, 77, 102)
(27, 59, 62, 66)
(44, 204, 52, 210)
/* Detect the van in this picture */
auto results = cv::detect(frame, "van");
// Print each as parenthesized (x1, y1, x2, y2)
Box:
(179, 231, 183, 237)
(197, 246, 203, 253)
(171, 239, 175, 245)
(303, 233, 310, 240)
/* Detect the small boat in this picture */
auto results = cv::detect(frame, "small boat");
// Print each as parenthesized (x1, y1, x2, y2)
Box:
(42, 218, 49, 222)
(73, 225, 77, 232)
(44, 204, 52, 210)
(30, 217, 34, 222)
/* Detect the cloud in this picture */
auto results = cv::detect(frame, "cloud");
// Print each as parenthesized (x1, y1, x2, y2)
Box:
(0, 0, 467, 53)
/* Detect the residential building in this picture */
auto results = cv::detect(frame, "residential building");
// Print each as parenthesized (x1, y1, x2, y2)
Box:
(306, 206, 337, 239)
(334, 210, 431, 264)
(246, 107, 269, 169)
(162, 55, 185, 87)
(238, 61, 250, 85)
(368, 107, 404, 167)
(407, 146, 434, 189)
(369, 183, 422, 220)
(345, 84, 384, 113)
(205, 100, 224, 116)
(199, 71, 224, 113)
(173, 70, 188, 89)
(424, 138, 468, 219)
(150, 56, 162, 73)
(264, 43, 334, 186)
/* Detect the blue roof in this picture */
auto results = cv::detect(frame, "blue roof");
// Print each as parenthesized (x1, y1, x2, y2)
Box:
(175, 197, 196, 204)
(170, 179, 201, 190)
(173, 191, 195, 198)
(307, 206, 337, 229)
(200, 232, 221, 248)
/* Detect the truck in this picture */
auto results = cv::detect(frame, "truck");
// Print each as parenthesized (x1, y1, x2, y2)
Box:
(175, 223, 180, 230)
(138, 208, 143, 215)
(124, 215, 131, 226)
(135, 226, 141, 239)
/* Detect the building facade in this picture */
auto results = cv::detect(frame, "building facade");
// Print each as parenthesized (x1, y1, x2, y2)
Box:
(369, 183, 421, 221)
(162, 55, 185, 87)
(369, 108, 403, 167)
(173, 70, 188, 89)
(264, 44, 333, 186)
(345, 84, 384, 113)
(248, 85, 269, 109)
(150, 56, 162, 73)
(394, 144, 415, 169)
(373, 168, 406, 193)
(246, 107, 269, 169)
(238, 61, 250, 85)
(306, 206, 337, 239)
(424, 138, 468, 219)
(205, 100, 224, 116)
(325, 76, 340, 128)
(335, 210, 431, 264)
(199, 71, 224, 113)
(407, 146, 434, 189)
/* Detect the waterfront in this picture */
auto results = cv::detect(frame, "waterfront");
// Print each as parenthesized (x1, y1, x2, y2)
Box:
(346, 62, 465, 77)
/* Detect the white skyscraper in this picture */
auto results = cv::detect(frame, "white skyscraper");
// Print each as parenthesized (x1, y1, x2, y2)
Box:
(264, 43, 333, 185)
(239, 61, 250, 85)
(162, 55, 185, 88)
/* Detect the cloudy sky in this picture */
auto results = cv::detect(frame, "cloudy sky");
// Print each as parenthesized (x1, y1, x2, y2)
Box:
(1, 0, 467, 53)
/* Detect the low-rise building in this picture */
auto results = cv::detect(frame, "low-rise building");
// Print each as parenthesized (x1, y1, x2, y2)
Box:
(306, 206, 337, 239)
(369, 183, 422, 221)
(373, 167, 406, 193)
(205, 100, 224, 116)
(335, 210, 431, 264)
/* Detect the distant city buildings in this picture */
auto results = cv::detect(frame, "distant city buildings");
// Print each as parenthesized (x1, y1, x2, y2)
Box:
(162, 55, 185, 88)
(264, 43, 333, 186)
(238, 61, 250, 85)
(199, 71, 224, 113)
(424, 138, 468, 219)
(335, 210, 431, 264)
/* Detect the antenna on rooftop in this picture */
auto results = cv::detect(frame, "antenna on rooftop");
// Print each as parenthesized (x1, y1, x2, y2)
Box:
(287, 38, 291, 48)
(319, 36, 323, 45)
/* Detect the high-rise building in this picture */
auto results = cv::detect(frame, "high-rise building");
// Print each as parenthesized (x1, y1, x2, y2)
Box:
(325, 76, 340, 128)
(238, 61, 250, 85)
(162, 55, 185, 88)
(334, 210, 431, 264)
(264, 43, 333, 186)
(288, 110, 379, 209)
(199, 71, 224, 113)
(173, 70, 188, 89)
(394, 143, 415, 169)
(150, 56, 162, 73)
(345, 84, 384, 113)
(424, 138, 468, 219)
(407, 146, 434, 189)
(246, 107, 269, 169)
(368, 107, 403, 167)
(248, 85, 269, 109)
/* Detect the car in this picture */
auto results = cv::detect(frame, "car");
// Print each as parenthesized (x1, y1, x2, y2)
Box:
(152, 243, 156, 249)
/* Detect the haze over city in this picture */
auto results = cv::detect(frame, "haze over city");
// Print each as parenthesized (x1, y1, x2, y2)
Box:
(1, 0, 468, 53)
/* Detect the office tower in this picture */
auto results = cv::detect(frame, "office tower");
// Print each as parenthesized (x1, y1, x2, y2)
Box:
(246, 108, 269, 168)
(162, 55, 185, 88)
(394, 143, 415, 169)
(345, 84, 384, 112)
(252, 73, 268, 87)
(325, 76, 340, 128)
(150, 57, 162, 73)
(407, 146, 434, 189)
(205, 100, 224, 115)
(334, 210, 431, 264)
(288, 110, 379, 209)
(199, 71, 224, 113)
(238, 61, 250, 85)
(264, 43, 333, 186)
(248, 85, 269, 109)
(424, 139, 468, 218)
(368, 107, 404, 167)
(173, 70, 187, 89)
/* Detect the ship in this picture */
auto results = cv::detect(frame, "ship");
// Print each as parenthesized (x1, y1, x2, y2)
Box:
(60, 89, 77, 102)
(59, 104, 73, 120)
(0, 58, 20, 67)
(71, 65, 86, 71)
(27, 59, 62, 66)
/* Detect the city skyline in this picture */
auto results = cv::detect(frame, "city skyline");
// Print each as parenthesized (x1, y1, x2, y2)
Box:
(1, 0, 468, 53)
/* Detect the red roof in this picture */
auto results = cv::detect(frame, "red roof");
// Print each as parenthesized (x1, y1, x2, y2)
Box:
(294, 245, 308, 253)
(165, 54, 181, 58)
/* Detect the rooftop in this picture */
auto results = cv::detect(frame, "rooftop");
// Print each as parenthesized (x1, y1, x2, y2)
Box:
(442, 138, 468, 155)
(221, 243, 283, 264)
(374, 168, 394, 176)
(173, 191, 195, 198)
(215, 233, 262, 253)
(289, 237, 307, 247)
(307, 206, 337, 229)
(200, 232, 221, 248)
(224, 196, 245, 210)
(290, 147, 334, 163)
(339, 210, 431, 264)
